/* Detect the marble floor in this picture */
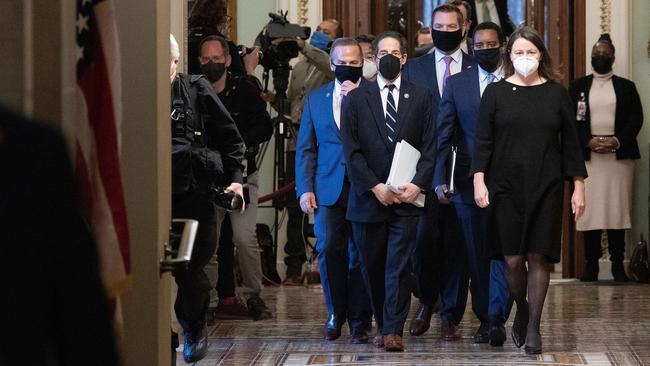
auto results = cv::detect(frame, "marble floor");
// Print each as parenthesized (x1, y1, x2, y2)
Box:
(178, 280, 650, 365)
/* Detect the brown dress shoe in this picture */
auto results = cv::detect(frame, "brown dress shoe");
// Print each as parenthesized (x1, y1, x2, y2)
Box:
(372, 334, 384, 348)
(441, 319, 460, 341)
(409, 303, 433, 336)
(383, 334, 404, 352)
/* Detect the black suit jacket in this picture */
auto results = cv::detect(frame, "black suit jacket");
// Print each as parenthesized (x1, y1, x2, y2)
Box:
(568, 74, 643, 161)
(467, 0, 516, 37)
(0, 106, 119, 366)
(341, 78, 437, 223)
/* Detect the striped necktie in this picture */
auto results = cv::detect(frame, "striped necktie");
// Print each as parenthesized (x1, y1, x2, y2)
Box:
(385, 84, 397, 143)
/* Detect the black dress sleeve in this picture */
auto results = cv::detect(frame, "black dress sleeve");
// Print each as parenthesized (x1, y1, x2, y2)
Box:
(470, 83, 497, 176)
(559, 85, 588, 179)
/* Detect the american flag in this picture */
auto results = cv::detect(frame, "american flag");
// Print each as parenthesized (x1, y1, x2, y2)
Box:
(74, 0, 130, 331)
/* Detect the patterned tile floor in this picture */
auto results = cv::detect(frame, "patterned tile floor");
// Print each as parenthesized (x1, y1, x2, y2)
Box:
(178, 280, 650, 365)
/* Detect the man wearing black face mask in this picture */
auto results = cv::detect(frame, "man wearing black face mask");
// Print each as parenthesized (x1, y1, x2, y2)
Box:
(198, 35, 275, 322)
(295, 37, 373, 344)
(401, 3, 475, 340)
(341, 31, 436, 352)
(435, 22, 513, 346)
(569, 34, 644, 283)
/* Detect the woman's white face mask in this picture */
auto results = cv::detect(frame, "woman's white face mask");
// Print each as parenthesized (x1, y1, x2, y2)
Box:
(362, 58, 377, 80)
(512, 56, 539, 78)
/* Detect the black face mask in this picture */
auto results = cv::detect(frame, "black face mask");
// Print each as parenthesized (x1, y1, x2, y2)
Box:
(200, 61, 226, 82)
(473, 48, 501, 72)
(378, 54, 402, 81)
(591, 55, 613, 74)
(333, 64, 363, 84)
(431, 28, 463, 52)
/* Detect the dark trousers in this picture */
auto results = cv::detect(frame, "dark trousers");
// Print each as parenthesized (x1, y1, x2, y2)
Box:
(352, 216, 418, 336)
(411, 195, 441, 305)
(216, 214, 236, 299)
(314, 181, 372, 331)
(583, 229, 626, 262)
(284, 151, 308, 275)
(454, 203, 512, 324)
(172, 193, 220, 333)
(488, 259, 512, 324)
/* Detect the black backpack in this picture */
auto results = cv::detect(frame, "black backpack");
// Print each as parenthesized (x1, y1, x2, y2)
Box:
(171, 74, 226, 194)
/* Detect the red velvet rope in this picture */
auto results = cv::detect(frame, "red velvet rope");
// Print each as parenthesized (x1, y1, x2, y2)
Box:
(258, 180, 296, 203)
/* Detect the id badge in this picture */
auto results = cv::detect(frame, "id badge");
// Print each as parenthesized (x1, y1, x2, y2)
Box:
(576, 101, 587, 121)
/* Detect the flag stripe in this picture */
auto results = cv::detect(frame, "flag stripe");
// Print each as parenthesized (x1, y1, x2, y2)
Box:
(77, 12, 130, 276)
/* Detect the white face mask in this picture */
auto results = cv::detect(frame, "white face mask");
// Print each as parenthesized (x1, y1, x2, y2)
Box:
(362, 59, 378, 80)
(512, 56, 539, 78)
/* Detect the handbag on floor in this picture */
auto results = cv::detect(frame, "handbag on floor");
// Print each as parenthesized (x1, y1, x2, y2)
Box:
(628, 234, 649, 282)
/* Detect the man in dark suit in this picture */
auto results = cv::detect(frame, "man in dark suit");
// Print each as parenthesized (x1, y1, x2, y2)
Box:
(342, 31, 436, 352)
(401, 3, 475, 340)
(0, 105, 119, 366)
(435, 21, 512, 346)
(295, 37, 372, 344)
(467, 0, 515, 37)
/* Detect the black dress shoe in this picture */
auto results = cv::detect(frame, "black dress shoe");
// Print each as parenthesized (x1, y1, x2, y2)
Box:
(524, 329, 542, 354)
(324, 314, 345, 341)
(409, 302, 433, 336)
(350, 327, 370, 344)
(473, 322, 490, 343)
(488, 322, 506, 347)
(580, 260, 599, 282)
(612, 261, 629, 282)
(183, 325, 208, 363)
(511, 304, 528, 348)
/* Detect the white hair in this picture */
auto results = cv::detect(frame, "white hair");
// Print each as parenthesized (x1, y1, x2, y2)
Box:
(170, 33, 180, 61)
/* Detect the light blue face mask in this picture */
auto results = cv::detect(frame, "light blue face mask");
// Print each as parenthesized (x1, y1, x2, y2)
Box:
(310, 31, 330, 52)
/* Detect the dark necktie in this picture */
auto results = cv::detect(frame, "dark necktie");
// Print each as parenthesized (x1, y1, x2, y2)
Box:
(385, 84, 397, 143)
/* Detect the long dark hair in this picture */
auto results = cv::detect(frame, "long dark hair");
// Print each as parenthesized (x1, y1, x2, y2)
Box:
(503, 26, 561, 82)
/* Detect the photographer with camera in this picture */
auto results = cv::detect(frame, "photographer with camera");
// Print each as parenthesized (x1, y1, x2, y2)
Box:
(170, 34, 245, 364)
(197, 35, 274, 321)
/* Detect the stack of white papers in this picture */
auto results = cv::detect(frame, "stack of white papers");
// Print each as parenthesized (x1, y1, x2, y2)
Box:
(386, 140, 426, 208)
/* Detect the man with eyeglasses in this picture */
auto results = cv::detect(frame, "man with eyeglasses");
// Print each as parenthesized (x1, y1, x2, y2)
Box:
(341, 31, 436, 352)
(402, 2, 476, 341)
(197, 35, 275, 323)
(434, 21, 513, 347)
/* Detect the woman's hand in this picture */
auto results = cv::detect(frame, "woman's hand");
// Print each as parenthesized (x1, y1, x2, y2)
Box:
(571, 177, 585, 221)
(473, 173, 490, 208)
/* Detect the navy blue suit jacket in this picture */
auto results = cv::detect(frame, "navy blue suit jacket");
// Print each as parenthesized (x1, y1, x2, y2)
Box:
(402, 51, 475, 190)
(341, 78, 437, 223)
(434, 67, 486, 204)
(402, 51, 475, 114)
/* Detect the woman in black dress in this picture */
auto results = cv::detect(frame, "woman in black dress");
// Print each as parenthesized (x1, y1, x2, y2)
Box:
(470, 26, 587, 354)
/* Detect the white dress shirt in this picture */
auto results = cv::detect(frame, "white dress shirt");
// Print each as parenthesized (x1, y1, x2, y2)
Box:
(332, 79, 361, 129)
(434, 48, 464, 97)
(376, 73, 401, 117)
(478, 65, 504, 96)
(475, 0, 502, 27)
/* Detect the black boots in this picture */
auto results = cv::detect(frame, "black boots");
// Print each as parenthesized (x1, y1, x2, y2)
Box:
(611, 261, 629, 282)
(580, 260, 599, 282)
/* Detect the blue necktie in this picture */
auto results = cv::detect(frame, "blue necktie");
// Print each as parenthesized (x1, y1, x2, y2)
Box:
(385, 84, 397, 143)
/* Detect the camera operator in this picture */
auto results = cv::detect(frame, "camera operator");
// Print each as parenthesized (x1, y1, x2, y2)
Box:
(169, 34, 245, 364)
(197, 35, 274, 321)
